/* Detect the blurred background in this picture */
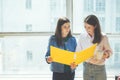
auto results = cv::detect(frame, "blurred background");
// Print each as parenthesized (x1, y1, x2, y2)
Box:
(0, 0, 120, 80)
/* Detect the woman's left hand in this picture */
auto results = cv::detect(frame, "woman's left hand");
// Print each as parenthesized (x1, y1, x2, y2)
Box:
(102, 51, 110, 59)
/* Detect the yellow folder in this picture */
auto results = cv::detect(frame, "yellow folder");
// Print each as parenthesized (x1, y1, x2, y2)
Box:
(50, 44, 97, 65)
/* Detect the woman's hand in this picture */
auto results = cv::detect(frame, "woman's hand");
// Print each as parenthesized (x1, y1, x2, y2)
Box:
(102, 51, 110, 59)
(70, 62, 77, 70)
(47, 56, 53, 63)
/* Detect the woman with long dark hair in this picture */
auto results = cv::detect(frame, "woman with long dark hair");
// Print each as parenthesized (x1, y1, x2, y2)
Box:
(45, 17, 77, 80)
(76, 15, 112, 80)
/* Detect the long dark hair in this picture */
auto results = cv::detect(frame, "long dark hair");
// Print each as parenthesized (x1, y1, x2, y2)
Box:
(84, 15, 102, 44)
(55, 17, 72, 47)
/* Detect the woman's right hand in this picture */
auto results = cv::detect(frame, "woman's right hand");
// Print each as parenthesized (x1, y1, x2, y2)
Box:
(47, 56, 53, 63)
(70, 62, 77, 70)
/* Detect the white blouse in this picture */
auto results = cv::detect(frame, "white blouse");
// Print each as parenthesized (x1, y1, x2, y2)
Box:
(76, 32, 112, 65)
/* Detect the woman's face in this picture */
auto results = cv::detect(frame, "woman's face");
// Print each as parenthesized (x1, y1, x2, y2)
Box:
(84, 22, 95, 36)
(61, 22, 70, 38)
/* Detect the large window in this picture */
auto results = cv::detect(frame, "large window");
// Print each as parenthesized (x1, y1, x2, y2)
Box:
(0, 0, 120, 77)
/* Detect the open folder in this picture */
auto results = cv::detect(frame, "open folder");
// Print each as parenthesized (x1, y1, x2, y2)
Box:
(50, 44, 97, 65)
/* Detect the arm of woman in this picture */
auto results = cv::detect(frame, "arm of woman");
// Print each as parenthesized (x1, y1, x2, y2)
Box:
(102, 36, 113, 59)
(45, 36, 54, 64)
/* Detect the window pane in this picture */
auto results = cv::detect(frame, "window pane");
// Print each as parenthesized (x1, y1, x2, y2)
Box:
(0, 0, 66, 32)
(105, 37, 120, 75)
(84, 0, 93, 12)
(0, 36, 51, 74)
(96, 0, 105, 12)
(26, 0, 32, 10)
(116, 17, 120, 32)
(116, 0, 120, 13)
(73, 0, 118, 33)
(98, 17, 105, 32)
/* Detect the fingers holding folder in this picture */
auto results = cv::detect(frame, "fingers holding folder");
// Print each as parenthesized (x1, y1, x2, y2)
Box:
(47, 56, 53, 63)
(70, 62, 78, 70)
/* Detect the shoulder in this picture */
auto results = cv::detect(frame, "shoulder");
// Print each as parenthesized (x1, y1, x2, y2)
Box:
(69, 36, 76, 41)
(70, 36, 76, 39)
(102, 32, 108, 39)
(68, 36, 77, 47)
(101, 33, 109, 42)
(49, 35, 56, 42)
